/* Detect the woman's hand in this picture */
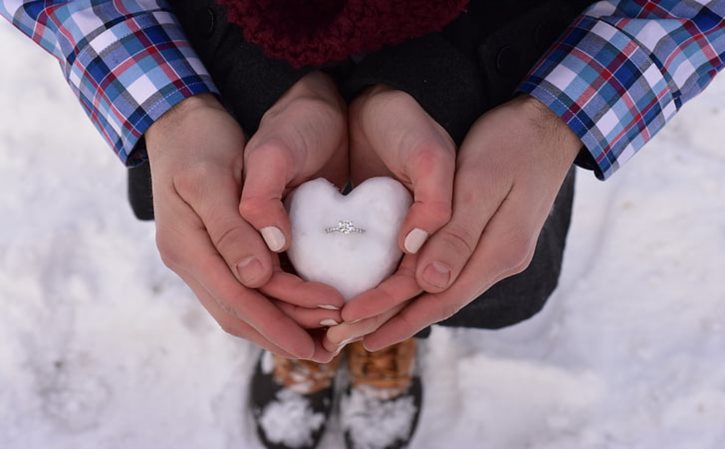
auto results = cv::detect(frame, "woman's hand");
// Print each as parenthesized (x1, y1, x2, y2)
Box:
(241, 71, 348, 252)
(349, 85, 456, 254)
(322, 85, 456, 352)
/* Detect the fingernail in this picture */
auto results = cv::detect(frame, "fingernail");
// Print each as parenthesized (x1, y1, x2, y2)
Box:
(423, 261, 451, 289)
(319, 304, 340, 311)
(404, 228, 429, 254)
(237, 256, 263, 285)
(334, 337, 358, 355)
(320, 319, 339, 327)
(260, 226, 286, 252)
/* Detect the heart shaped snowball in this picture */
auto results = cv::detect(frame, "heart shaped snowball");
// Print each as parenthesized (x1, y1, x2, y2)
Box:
(286, 177, 412, 300)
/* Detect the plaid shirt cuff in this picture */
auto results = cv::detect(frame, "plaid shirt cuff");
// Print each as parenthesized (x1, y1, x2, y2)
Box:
(69, 12, 218, 165)
(518, 4, 724, 180)
(1, 1, 218, 165)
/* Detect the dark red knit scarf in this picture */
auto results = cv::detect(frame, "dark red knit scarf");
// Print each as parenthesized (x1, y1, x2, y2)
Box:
(217, 0, 469, 67)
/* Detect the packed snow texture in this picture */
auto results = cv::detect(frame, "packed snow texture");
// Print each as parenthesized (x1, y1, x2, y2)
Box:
(1, 21, 725, 449)
(287, 177, 411, 300)
(341, 385, 417, 449)
(258, 389, 325, 448)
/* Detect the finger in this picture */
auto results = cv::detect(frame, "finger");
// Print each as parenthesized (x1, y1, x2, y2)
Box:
(239, 140, 293, 253)
(173, 166, 274, 289)
(190, 273, 336, 363)
(399, 142, 455, 254)
(414, 158, 512, 293)
(364, 192, 538, 352)
(275, 301, 343, 329)
(260, 269, 345, 310)
(196, 251, 318, 359)
(341, 255, 421, 322)
(182, 273, 296, 358)
(158, 196, 317, 359)
(323, 303, 406, 353)
(308, 333, 339, 364)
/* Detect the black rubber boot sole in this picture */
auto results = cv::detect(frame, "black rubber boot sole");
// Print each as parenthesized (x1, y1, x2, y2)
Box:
(249, 352, 335, 449)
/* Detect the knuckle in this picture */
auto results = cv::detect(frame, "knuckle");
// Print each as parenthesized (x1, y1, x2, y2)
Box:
(396, 312, 422, 336)
(510, 250, 535, 275)
(500, 232, 536, 274)
(426, 201, 453, 227)
(211, 224, 247, 254)
(218, 319, 242, 338)
(238, 196, 266, 220)
(155, 234, 181, 269)
(245, 136, 296, 175)
(435, 298, 462, 322)
(437, 225, 477, 256)
(173, 163, 216, 198)
(412, 143, 454, 173)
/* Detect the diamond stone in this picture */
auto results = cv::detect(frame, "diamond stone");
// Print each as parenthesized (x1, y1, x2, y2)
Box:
(338, 220, 355, 234)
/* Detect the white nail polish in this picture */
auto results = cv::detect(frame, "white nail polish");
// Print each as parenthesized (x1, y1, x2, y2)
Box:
(334, 337, 361, 355)
(320, 319, 339, 327)
(260, 226, 286, 252)
(335, 339, 352, 354)
(404, 228, 429, 254)
(319, 304, 340, 311)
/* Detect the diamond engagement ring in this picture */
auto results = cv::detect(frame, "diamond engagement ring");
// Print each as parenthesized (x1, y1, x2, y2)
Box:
(325, 220, 366, 235)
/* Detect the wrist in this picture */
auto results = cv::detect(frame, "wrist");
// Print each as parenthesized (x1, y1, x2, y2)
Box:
(515, 94, 582, 163)
(146, 93, 223, 146)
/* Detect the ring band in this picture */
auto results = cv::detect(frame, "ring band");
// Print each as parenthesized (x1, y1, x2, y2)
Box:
(325, 220, 365, 234)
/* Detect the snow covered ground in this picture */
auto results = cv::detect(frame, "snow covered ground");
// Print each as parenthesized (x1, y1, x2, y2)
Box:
(1, 21, 724, 449)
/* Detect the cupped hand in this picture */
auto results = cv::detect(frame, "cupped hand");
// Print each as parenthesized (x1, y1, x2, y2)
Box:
(322, 86, 456, 352)
(241, 71, 348, 253)
(348, 85, 455, 254)
(332, 95, 582, 352)
(146, 71, 348, 362)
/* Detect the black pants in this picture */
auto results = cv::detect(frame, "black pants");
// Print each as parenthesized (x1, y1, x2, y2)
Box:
(129, 0, 584, 331)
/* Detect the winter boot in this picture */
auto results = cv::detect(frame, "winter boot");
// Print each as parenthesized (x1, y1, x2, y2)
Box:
(341, 339, 423, 449)
(250, 351, 341, 449)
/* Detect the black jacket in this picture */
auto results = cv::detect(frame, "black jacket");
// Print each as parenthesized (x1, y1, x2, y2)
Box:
(130, 0, 595, 330)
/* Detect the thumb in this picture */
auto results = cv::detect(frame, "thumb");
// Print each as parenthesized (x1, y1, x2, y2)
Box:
(240, 140, 294, 253)
(398, 140, 455, 255)
(350, 87, 455, 255)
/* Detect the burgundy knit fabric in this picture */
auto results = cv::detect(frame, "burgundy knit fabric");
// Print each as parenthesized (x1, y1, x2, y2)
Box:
(217, 0, 469, 67)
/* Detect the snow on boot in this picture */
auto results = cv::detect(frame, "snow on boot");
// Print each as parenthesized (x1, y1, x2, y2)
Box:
(250, 351, 341, 449)
(341, 339, 422, 449)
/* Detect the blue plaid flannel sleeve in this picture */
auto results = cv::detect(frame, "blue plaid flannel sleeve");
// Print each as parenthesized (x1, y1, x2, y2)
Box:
(0, 0, 219, 165)
(518, 0, 725, 179)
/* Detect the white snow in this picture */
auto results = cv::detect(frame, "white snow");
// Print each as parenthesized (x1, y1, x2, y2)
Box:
(2, 20, 725, 449)
(341, 385, 417, 449)
(258, 389, 326, 448)
(287, 177, 411, 300)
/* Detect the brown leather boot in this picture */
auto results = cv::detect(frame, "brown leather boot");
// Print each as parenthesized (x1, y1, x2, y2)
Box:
(341, 339, 423, 449)
(250, 351, 341, 449)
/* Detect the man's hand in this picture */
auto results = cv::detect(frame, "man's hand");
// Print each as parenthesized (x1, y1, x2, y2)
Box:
(333, 95, 582, 352)
(146, 71, 348, 362)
